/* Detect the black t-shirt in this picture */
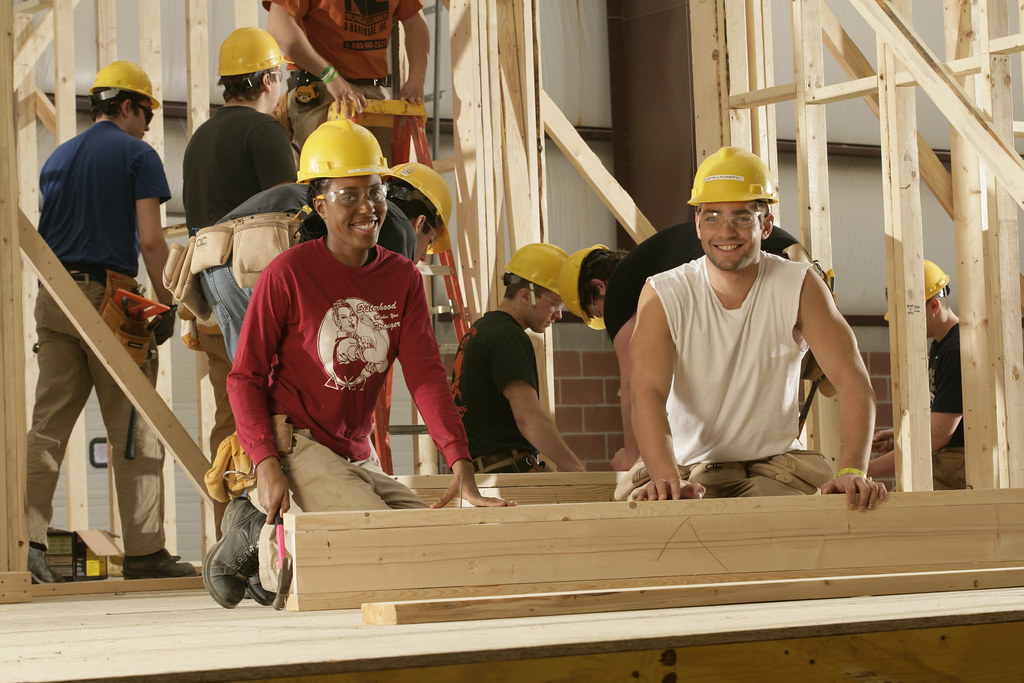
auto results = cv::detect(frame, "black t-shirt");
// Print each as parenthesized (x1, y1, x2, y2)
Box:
(183, 106, 296, 230)
(603, 222, 801, 341)
(216, 183, 417, 260)
(451, 310, 538, 458)
(930, 323, 964, 448)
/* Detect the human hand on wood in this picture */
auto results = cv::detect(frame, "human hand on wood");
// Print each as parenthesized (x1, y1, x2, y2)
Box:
(632, 477, 705, 501)
(821, 471, 887, 511)
(432, 460, 516, 508)
(256, 458, 291, 524)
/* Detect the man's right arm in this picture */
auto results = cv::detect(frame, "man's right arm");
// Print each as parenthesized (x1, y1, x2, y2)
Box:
(503, 380, 586, 472)
(630, 284, 703, 500)
(267, 3, 367, 113)
(610, 315, 640, 471)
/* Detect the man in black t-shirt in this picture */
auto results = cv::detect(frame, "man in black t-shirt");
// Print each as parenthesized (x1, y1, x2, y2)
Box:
(452, 244, 586, 473)
(869, 260, 964, 488)
(558, 223, 803, 470)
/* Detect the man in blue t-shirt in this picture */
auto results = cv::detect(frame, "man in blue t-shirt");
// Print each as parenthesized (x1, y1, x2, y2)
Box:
(26, 61, 195, 583)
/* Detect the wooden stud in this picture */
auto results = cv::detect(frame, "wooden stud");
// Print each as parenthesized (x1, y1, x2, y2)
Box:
(878, 0, 932, 492)
(974, 0, 1024, 489)
(1, 0, 30, 586)
(52, 0, 74, 143)
(95, 0, 115, 66)
(13, 8, 53, 88)
(363, 566, 1024, 625)
(723, 1, 751, 148)
(234, 0, 258, 28)
(185, 0, 211, 134)
(688, 0, 730, 160)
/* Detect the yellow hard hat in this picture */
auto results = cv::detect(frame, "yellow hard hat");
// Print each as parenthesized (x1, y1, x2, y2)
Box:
(218, 27, 290, 77)
(558, 245, 609, 330)
(884, 259, 951, 321)
(296, 119, 389, 184)
(505, 244, 569, 294)
(386, 163, 453, 254)
(91, 60, 161, 110)
(688, 146, 777, 205)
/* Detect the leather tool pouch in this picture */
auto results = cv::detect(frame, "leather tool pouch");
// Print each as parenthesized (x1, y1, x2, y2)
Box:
(747, 450, 834, 494)
(228, 213, 295, 288)
(165, 237, 213, 322)
(97, 271, 151, 366)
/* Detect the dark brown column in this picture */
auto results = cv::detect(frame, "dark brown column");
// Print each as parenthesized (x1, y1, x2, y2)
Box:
(607, 0, 696, 248)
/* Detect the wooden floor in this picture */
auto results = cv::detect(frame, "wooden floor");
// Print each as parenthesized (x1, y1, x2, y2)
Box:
(3, 586, 1024, 682)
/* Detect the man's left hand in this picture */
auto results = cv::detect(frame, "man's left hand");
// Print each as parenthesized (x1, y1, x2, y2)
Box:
(822, 473, 887, 510)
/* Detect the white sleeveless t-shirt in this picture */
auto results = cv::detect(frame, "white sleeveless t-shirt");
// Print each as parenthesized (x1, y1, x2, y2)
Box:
(649, 253, 812, 466)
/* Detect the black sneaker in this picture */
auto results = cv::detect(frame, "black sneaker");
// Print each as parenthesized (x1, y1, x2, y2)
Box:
(123, 548, 198, 579)
(28, 546, 64, 584)
(202, 498, 265, 609)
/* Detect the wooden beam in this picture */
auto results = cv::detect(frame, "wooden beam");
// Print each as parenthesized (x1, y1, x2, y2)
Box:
(95, 0, 115, 66)
(185, 0, 210, 134)
(363, 566, 1024, 625)
(234, 0, 258, 27)
(52, 0, 74, 143)
(688, 0, 730, 160)
(31, 575, 202, 597)
(32, 88, 55, 135)
(878, 0, 932, 492)
(541, 90, 655, 244)
(820, 1, 954, 220)
(945, 1, 1001, 492)
(395, 471, 619, 506)
(850, 0, 1024, 213)
(13, 8, 52, 88)
(18, 212, 211, 500)
(285, 489, 1024, 610)
(1, 0, 30, 585)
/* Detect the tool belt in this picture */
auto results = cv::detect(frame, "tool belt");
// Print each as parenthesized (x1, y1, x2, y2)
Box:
(205, 416, 293, 502)
(613, 460, 693, 502)
(287, 70, 392, 104)
(164, 212, 302, 321)
(471, 449, 544, 474)
(96, 270, 153, 366)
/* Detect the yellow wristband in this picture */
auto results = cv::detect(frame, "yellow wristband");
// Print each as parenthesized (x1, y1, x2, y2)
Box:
(837, 467, 867, 479)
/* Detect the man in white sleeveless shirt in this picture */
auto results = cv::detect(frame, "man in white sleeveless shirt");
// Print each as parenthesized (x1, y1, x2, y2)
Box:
(629, 147, 886, 510)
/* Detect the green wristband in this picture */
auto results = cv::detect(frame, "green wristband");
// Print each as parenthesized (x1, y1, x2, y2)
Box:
(837, 467, 867, 479)
(319, 64, 337, 84)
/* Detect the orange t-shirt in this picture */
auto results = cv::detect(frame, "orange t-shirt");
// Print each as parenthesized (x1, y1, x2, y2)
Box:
(265, 0, 423, 80)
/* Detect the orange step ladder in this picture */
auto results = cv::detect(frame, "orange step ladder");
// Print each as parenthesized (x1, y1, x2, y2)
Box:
(342, 100, 470, 474)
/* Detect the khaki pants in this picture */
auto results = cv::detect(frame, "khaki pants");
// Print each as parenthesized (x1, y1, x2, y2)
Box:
(689, 450, 833, 498)
(253, 427, 427, 590)
(27, 282, 166, 555)
(933, 447, 966, 490)
(194, 324, 235, 454)
(286, 82, 391, 155)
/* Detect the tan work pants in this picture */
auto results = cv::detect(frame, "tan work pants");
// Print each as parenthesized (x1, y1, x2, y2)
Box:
(253, 427, 427, 590)
(689, 450, 833, 498)
(933, 447, 966, 490)
(26, 281, 166, 555)
(286, 82, 391, 155)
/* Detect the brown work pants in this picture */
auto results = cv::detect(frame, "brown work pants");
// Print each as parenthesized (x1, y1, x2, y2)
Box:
(933, 447, 966, 490)
(688, 450, 833, 498)
(26, 281, 166, 555)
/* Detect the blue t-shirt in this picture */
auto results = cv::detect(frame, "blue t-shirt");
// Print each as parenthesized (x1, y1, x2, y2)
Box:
(38, 120, 170, 277)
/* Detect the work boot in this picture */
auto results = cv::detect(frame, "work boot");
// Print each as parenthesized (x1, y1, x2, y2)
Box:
(123, 548, 198, 579)
(246, 574, 274, 606)
(28, 544, 64, 584)
(203, 497, 264, 609)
